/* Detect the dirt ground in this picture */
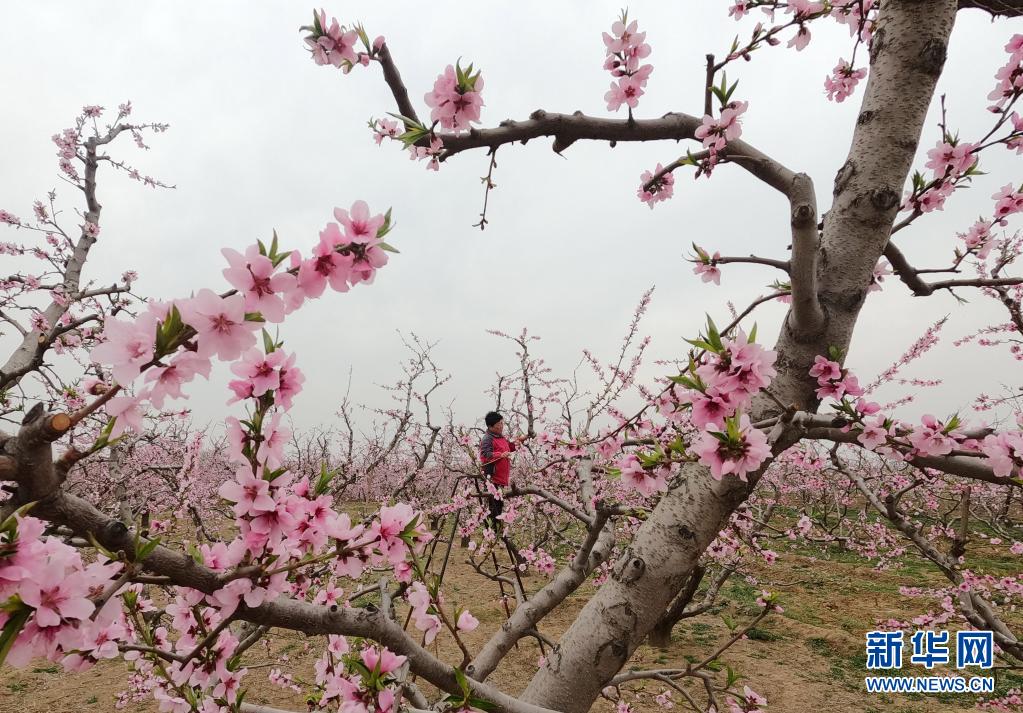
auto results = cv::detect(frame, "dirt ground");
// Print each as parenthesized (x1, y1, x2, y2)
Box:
(1, 530, 1019, 713)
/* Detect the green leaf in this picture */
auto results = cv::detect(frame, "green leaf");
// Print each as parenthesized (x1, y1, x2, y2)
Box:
(356, 24, 371, 51)
(0, 502, 36, 535)
(377, 207, 395, 240)
(0, 605, 31, 667)
(726, 664, 740, 687)
(87, 532, 118, 561)
(136, 537, 160, 561)
(669, 374, 700, 391)
(454, 668, 471, 698)
(399, 513, 422, 545)
(944, 412, 962, 433)
(262, 329, 276, 355)
(724, 78, 739, 103)
(265, 466, 289, 482)
(314, 463, 337, 496)
(637, 451, 661, 468)
(705, 315, 723, 351)
(397, 127, 431, 148)
(270, 249, 292, 268)
(121, 588, 138, 610)
(385, 112, 425, 130)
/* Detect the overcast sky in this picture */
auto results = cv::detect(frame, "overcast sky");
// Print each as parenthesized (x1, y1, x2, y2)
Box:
(1, 2, 1020, 436)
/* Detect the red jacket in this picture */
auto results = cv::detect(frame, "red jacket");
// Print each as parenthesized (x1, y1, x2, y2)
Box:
(480, 430, 516, 486)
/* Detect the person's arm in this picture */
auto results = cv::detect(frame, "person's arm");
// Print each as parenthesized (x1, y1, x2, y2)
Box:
(480, 433, 498, 473)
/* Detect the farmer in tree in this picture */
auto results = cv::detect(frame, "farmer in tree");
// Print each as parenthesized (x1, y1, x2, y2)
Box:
(480, 411, 526, 524)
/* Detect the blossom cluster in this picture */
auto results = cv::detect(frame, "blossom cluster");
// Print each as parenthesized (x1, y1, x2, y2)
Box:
(691, 244, 722, 285)
(636, 163, 674, 209)
(696, 95, 747, 154)
(425, 62, 485, 133)
(602, 13, 654, 112)
(902, 137, 979, 214)
(303, 9, 383, 74)
(311, 636, 406, 712)
(806, 356, 1023, 482)
(824, 60, 867, 103)
(91, 200, 392, 434)
(725, 2, 875, 101)
(809, 354, 863, 402)
(0, 514, 126, 669)
(988, 34, 1023, 113)
(659, 326, 776, 482)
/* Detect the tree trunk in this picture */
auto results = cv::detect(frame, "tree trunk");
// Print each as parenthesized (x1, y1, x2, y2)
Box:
(647, 565, 706, 649)
(520, 3, 958, 711)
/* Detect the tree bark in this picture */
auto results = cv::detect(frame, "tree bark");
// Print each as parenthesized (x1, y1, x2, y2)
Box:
(647, 564, 705, 649)
(520, 3, 959, 711)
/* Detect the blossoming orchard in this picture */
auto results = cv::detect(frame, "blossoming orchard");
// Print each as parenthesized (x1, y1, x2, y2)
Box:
(4, 2, 1023, 712)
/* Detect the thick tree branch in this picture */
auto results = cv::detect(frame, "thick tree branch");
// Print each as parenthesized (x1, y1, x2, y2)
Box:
(884, 242, 938, 294)
(958, 0, 1023, 16)
(885, 242, 1022, 295)
(925, 276, 1023, 291)
(800, 425, 1021, 488)
(787, 172, 825, 340)
(467, 510, 614, 682)
(713, 255, 790, 272)
(508, 482, 592, 524)
(436, 111, 800, 196)
(370, 54, 802, 200)
(376, 42, 422, 128)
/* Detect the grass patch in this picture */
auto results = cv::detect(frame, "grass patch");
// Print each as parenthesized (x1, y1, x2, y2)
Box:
(745, 627, 782, 642)
(782, 602, 825, 626)
(725, 580, 760, 615)
(686, 621, 716, 645)
(806, 637, 834, 657)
